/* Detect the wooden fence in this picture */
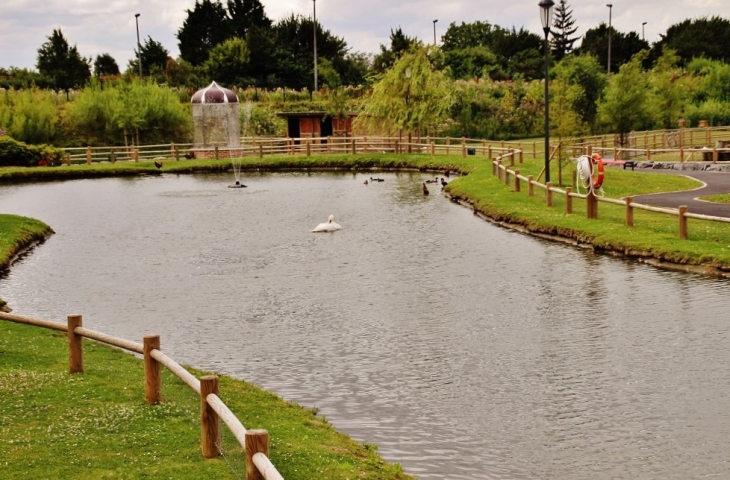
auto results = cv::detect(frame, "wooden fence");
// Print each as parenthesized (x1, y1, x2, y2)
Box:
(0, 311, 283, 480)
(492, 148, 730, 240)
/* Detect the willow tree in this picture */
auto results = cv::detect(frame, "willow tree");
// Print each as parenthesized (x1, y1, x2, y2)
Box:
(356, 46, 453, 150)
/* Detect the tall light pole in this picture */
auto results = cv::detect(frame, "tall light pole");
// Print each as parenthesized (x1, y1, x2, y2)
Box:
(606, 4, 612, 73)
(313, 0, 318, 91)
(433, 19, 438, 45)
(539, 0, 554, 184)
(642, 21, 647, 41)
(135, 13, 142, 78)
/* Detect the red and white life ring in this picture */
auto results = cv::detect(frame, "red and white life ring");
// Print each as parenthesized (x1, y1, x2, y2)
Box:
(591, 153, 605, 189)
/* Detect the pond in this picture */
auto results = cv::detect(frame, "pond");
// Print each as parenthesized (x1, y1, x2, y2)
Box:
(1, 171, 729, 479)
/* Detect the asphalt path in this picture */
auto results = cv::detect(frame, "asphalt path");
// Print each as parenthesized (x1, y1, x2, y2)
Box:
(630, 169, 730, 218)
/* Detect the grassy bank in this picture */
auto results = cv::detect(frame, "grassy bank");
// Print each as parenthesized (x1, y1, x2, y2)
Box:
(0, 320, 411, 479)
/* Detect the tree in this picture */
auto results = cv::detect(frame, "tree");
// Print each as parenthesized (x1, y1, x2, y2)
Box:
(356, 46, 453, 147)
(649, 48, 688, 129)
(371, 28, 419, 75)
(94, 53, 120, 77)
(652, 16, 730, 66)
(598, 51, 654, 149)
(36, 29, 91, 97)
(553, 54, 607, 131)
(130, 37, 170, 77)
(272, 14, 349, 90)
(578, 24, 649, 73)
(227, 0, 271, 38)
(203, 37, 250, 86)
(177, 0, 232, 66)
(551, 0, 579, 61)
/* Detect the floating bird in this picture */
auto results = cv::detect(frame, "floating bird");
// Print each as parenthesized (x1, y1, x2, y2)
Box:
(370, 177, 385, 182)
(441, 178, 448, 187)
(154, 161, 163, 169)
(363, 180, 369, 185)
(228, 180, 247, 188)
(425, 177, 438, 184)
(312, 215, 342, 233)
(423, 182, 430, 195)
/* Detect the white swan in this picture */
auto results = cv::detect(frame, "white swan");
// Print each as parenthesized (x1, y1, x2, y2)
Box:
(311, 214, 342, 233)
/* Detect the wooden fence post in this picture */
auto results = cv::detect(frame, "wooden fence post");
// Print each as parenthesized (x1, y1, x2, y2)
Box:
(492, 159, 497, 176)
(532, 141, 536, 158)
(431, 142, 435, 155)
(174, 145, 180, 161)
(528, 175, 534, 196)
(461, 138, 466, 158)
(519, 147, 523, 163)
(144, 335, 161, 405)
(68, 314, 83, 374)
(625, 196, 634, 226)
(351, 139, 357, 155)
(214, 146, 219, 160)
(565, 187, 573, 214)
(134, 148, 140, 162)
(306, 141, 311, 156)
(200, 375, 220, 458)
(497, 160, 503, 180)
(679, 205, 688, 239)
(488, 145, 492, 160)
(587, 190, 598, 219)
(504, 168, 510, 186)
(65, 153, 71, 166)
(514, 170, 520, 192)
(259, 144, 264, 158)
(86, 147, 92, 165)
(246, 429, 270, 480)
(546, 182, 553, 207)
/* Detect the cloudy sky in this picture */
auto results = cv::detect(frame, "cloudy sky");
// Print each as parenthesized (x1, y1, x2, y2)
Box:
(0, 0, 725, 71)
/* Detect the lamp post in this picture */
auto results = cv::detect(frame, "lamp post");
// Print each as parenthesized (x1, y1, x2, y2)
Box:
(433, 19, 438, 45)
(606, 4, 613, 73)
(313, 0, 318, 91)
(539, 0, 554, 184)
(642, 21, 647, 41)
(134, 13, 142, 78)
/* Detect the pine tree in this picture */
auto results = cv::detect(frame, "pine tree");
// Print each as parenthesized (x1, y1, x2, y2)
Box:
(551, 0, 579, 61)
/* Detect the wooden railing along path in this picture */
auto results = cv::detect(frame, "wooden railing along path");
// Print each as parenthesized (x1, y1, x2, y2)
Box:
(0, 311, 284, 480)
(492, 147, 730, 240)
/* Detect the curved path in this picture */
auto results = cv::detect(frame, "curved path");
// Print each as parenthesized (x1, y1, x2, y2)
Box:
(631, 169, 730, 218)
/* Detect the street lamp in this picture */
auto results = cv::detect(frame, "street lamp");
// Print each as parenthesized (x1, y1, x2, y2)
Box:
(539, 0, 554, 184)
(642, 21, 647, 41)
(135, 13, 142, 78)
(606, 4, 612, 73)
(433, 19, 438, 45)
(313, 0, 318, 91)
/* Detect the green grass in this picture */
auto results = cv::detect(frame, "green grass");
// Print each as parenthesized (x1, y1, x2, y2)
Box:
(701, 193, 730, 204)
(0, 320, 412, 479)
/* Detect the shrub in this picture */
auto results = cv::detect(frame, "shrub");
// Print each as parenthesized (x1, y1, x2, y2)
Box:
(0, 136, 64, 167)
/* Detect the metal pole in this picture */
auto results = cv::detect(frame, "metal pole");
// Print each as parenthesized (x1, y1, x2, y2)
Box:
(433, 19, 438, 45)
(135, 13, 142, 78)
(642, 21, 646, 41)
(313, 0, 318, 91)
(606, 4, 612, 74)
(544, 27, 550, 185)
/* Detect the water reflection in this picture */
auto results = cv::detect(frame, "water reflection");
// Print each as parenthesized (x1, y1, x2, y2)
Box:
(1, 172, 730, 479)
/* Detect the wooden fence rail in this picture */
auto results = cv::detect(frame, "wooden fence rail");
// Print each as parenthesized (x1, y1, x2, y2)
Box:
(492, 149, 730, 241)
(0, 311, 284, 480)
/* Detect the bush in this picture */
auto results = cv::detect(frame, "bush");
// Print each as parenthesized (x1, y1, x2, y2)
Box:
(0, 136, 64, 167)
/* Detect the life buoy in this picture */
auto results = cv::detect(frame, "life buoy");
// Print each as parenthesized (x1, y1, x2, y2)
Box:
(591, 154, 605, 189)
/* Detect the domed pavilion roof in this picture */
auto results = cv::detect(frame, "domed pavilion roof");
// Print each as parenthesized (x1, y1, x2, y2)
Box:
(191, 81, 238, 104)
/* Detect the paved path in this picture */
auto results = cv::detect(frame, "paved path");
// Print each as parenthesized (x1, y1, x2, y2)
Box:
(631, 170, 730, 218)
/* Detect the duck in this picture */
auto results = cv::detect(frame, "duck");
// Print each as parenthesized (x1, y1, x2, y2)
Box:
(441, 177, 448, 187)
(312, 215, 342, 233)
(422, 182, 430, 195)
(154, 161, 163, 169)
(363, 179, 369, 185)
(425, 177, 438, 184)
(370, 177, 385, 182)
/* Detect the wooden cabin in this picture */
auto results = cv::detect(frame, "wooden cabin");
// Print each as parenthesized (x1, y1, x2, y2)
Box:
(277, 112, 357, 142)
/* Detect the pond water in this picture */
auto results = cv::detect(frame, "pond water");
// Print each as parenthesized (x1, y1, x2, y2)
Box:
(1, 171, 730, 479)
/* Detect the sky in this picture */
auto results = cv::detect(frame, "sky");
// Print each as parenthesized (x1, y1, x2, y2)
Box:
(0, 0, 726, 71)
